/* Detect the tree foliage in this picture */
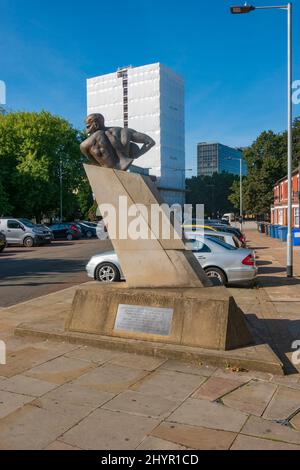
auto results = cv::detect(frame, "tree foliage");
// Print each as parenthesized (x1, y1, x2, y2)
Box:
(186, 172, 238, 217)
(0, 111, 92, 221)
(229, 117, 300, 216)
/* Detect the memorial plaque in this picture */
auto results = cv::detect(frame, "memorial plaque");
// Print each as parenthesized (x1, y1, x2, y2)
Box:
(114, 304, 174, 336)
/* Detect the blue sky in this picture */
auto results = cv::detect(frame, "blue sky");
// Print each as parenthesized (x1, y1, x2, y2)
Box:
(1, 0, 299, 174)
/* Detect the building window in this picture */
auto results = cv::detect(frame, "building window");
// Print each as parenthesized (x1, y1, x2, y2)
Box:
(295, 207, 299, 228)
(117, 69, 129, 128)
(278, 209, 284, 226)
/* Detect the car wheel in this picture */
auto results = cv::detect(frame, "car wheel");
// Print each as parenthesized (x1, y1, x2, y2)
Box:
(204, 267, 227, 286)
(66, 234, 73, 241)
(23, 237, 34, 248)
(86, 230, 93, 239)
(95, 263, 120, 283)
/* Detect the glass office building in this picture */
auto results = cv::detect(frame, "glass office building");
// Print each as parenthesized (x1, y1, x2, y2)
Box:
(197, 143, 247, 177)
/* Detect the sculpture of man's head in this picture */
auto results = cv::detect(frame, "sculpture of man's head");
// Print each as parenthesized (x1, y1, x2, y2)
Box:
(86, 113, 105, 135)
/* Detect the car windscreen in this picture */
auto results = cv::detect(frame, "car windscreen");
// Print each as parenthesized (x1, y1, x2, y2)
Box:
(19, 218, 36, 228)
(206, 236, 237, 250)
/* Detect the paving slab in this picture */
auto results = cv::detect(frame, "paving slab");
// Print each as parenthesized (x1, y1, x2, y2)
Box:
(160, 360, 216, 377)
(231, 434, 300, 450)
(65, 346, 120, 364)
(103, 390, 179, 419)
(222, 380, 277, 416)
(0, 346, 70, 378)
(0, 390, 34, 419)
(167, 398, 248, 433)
(73, 364, 148, 394)
(291, 412, 300, 430)
(271, 375, 300, 390)
(0, 402, 91, 450)
(60, 408, 160, 450)
(45, 440, 82, 450)
(42, 382, 115, 408)
(108, 353, 167, 371)
(137, 436, 188, 450)
(263, 386, 300, 421)
(151, 422, 236, 450)
(31, 395, 101, 419)
(241, 416, 300, 445)
(192, 376, 246, 402)
(0, 374, 58, 397)
(212, 368, 256, 383)
(131, 370, 206, 401)
(24, 356, 96, 385)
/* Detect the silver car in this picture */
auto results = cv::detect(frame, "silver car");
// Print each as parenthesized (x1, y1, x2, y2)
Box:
(185, 230, 242, 248)
(86, 236, 257, 286)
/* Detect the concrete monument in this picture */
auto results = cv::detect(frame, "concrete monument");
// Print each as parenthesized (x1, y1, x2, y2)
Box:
(65, 113, 255, 352)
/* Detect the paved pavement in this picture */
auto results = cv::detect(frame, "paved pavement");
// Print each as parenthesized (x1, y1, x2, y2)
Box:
(0, 226, 300, 450)
(0, 239, 111, 308)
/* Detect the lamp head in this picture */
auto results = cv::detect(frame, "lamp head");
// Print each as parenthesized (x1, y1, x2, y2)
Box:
(230, 5, 255, 14)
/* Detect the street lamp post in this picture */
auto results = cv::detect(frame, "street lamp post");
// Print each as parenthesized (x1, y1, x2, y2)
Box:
(59, 156, 63, 223)
(230, 3, 293, 277)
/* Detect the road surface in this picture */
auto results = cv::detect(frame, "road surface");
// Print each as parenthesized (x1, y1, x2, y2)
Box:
(0, 239, 112, 308)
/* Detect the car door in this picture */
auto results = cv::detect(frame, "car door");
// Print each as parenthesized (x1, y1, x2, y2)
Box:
(49, 225, 59, 239)
(54, 224, 65, 238)
(187, 239, 212, 268)
(6, 220, 24, 244)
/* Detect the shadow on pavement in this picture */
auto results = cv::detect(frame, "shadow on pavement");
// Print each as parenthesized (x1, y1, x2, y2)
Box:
(251, 246, 270, 251)
(246, 313, 300, 374)
(256, 260, 273, 266)
(0, 281, 67, 287)
(1, 250, 35, 256)
(258, 275, 300, 287)
(0, 258, 86, 282)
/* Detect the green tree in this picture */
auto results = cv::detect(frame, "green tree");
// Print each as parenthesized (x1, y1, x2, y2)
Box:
(0, 111, 88, 221)
(186, 172, 238, 217)
(229, 117, 300, 217)
(0, 177, 12, 215)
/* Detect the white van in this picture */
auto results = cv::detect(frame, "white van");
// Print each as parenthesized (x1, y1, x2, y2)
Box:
(222, 213, 235, 223)
(0, 218, 53, 247)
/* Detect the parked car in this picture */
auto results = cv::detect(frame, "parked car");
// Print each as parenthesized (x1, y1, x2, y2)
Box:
(202, 223, 246, 247)
(222, 213, 235, 223)
(86, 236, 257, 286)
(185, 229, 242, 248)
(37, 225, 54, 243)
(48, 223, 81, 241)
(182, 219, 218, 232)
(0, 231, 7, 252)
(76, 221, 97, 238)
(205, 218, 230, 226)
(0, 218, 53, 247)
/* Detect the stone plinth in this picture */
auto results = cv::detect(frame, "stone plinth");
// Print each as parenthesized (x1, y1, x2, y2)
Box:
(65, 283, 253, 351)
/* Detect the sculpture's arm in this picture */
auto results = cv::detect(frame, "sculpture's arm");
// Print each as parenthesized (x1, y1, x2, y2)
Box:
(128, 129, 155, 159)
(80, 138, 97, 164)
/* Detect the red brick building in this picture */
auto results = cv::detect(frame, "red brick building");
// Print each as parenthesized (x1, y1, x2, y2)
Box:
(271, 169, 299, 227)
